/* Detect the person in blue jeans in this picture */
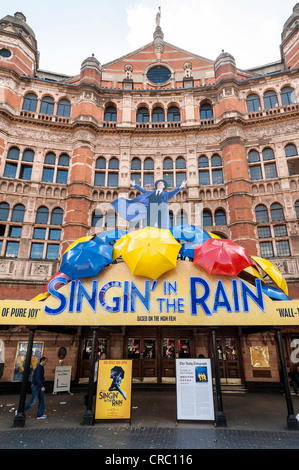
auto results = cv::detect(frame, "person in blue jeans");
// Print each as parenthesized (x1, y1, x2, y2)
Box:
(24, 357, 48, 419)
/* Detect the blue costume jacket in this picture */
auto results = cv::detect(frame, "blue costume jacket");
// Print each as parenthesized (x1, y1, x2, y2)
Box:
(111, 184, 183, 229)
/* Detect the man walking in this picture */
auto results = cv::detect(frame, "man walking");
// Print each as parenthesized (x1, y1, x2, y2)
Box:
(24, 356, 47, 419)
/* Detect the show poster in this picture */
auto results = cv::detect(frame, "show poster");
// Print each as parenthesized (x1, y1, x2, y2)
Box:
(13, 341, 44, 382)
(95, 359, 132, 421)
(176, 358, 215, 421)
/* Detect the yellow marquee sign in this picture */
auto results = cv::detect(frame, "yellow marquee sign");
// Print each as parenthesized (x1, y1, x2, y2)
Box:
(0, 261, 299, 327)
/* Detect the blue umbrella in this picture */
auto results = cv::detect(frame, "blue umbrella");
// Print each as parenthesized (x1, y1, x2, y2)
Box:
(179, 242, 200, 258)
(96, 229, 128, 245)
(170, 224, 211, 244)
(59, 237, 113, 280)
(261, 284, 291, 301)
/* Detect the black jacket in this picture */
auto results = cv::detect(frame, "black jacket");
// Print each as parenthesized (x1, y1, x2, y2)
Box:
(32, 363, 45, 387)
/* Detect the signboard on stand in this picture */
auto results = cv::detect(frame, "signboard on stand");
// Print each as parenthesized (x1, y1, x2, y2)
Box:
(95, 359, 132, 421)
(53, 365, 72, 394)
(176, 358, 214, 421)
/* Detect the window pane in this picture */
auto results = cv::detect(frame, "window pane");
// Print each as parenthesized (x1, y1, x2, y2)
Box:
(179, 339, 191, 358)
(258, 226, 271, 238)
(285, 144, 298, 157)
(5, 241, 19, 258)
(143, 173, 154, 187)
(4, 162, 17, 178)
(273, 225, 287, 237)
(46, 244, 59, 260)
(176, 172, 186, 187)
(152, 107, 165, 122)
(281, 87, 296, 106)
(264, 91, 278, 109)
(262, 148, 275, 161)
(91, 211, 103, 227)
(212, 169, 223, 184)
(215, 210, 226, 225)
(109, 158, 119, 169)
(136, 108, 149, 123)
(58, 154, 69, 166)
(33, 228, 46, 239)
(131, 158, 141, 170)
(144, 158, 154, 170)
(40, 97, 54, 115)
(198, 156, 209, 168)
(295, 201, 299, 218)
(49, 229, 61, 240)
(104, 106, 117, 121)
(42, 168, 54, 183)
(56, 169, 68, 184)
(199, 170, 210, 185)
(271, 204, 284, 221)
(246, 94, 261, 112)
(108, 173, 118, 187)
(248, 150, 260, 163)
(19, 165, 32, 180)
(96, 157, 106, 169)
(22, 149, 34, 162)
(264, 163, 277, 179)
(7, 147, 20, 160)
(203, 210, 213, 226)
(22, 94, 37, 112)
(51, 208, 63, 225)
(250, 165, 262, 180)
(176, 157, 186, 169)
(9, 226, 22, 238)
(167, 107, 180, 122)
(163, 158, 173, 170)
(260, 241, 274, 258)
(255, 205, 269, 222)
(276, 240, 290, 257)
(163, 338, 175, 358)
(200, 104, 213, 119)
(36, 207, 49, 224)
(57, 100, 71, 117)
(45, 153, 56, 165)
(0, 203, 9, 221)
(95, 172, 105, 186)
(30, 243, 43, 259)
(131, 173, 141, 186)
(163, 172, 173, 187)
(12, 205, 25, 222)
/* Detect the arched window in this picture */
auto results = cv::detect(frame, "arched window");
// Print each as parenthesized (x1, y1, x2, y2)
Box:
(262, 148, 275, 161)
(263, 90, 278, 109)
(40, 96, 54, 115)
(246, 94, 261, 113)
(281, 86, 296, 106)
(131, 158, 141, 186)
(23, 149, 34, 162)
(144, 158, 154, 170)
(270, 203, 284, 221)
(95, 157, 106, 186)
(255, 204, 269, 222)
(3, 147, 19, 178)
(215, 209, 226, 225)
(211, 154, 223, 184)
(295, 201, 299, 219)
(91, 209, 103, 227)
(285, 143, 299, 176)
(11, 204, 25, 222)
(176, 157, 186, 169)
(57, 99, 71, 117)
(22, 93, 38, 112)
(202, 209, 213, 226)
(56, 154, 69, 184)
(51, 207, 63, 225)
(131, 158, 141, 170)
(136, 107, 149, 123)
(167, 106, 180, 122)
(35, 206, 49, 224)
(105, 211, 116, 228)
(152, 107, 165, 123)
(42, 152, 69, 184)
(108, 158, 119, 187)
(163, 158, 173, 170)
(248, 149, 260, 163)
(163, 158, 174, 187)
(0, 202, 9, 221)
(198, 155, 210, 185)
(200, 103, 213, 120)
(104, 106, 117, 122)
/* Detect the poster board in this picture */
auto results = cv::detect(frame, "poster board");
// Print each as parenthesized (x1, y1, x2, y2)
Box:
(95, 359, 132, 421)
(176, 358, 215, 421)
(53, 365, 72, 394)
(13, 341, 44, 382)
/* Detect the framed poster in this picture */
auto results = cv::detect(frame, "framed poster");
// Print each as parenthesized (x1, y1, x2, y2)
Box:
(13, 342, 44, 382)
(95, 359, 132, 421)
(176, 358, 215, 421)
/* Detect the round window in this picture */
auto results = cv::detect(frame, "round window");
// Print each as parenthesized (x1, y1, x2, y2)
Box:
(147, 65, 171, 84)
(0, 48, 12, 58)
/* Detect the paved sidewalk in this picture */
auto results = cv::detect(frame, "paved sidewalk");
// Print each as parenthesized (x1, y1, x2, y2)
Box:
(0, 390, 299, 449)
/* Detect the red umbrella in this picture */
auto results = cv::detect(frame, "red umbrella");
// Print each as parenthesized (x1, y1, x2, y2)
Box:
(193, 238, 251, 276)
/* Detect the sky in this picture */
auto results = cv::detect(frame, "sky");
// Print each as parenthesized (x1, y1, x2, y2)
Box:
(1, 0, 297, 76)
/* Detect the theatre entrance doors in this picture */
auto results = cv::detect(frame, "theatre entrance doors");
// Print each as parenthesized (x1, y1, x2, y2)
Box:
(125, 327, 195, 384)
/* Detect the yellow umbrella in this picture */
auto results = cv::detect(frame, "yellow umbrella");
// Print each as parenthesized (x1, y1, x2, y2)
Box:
(208, 232, 221, 239)
(118, 227, 181, 279)
(250, 256, 288, 295)
(238, 266, 265, 285)
(31, 291, 50, 301)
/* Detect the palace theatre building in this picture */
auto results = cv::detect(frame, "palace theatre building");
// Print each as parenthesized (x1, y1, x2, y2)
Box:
(0, 6, 299, 395)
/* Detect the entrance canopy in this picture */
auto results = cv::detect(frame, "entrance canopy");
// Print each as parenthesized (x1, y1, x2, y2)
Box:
(0, 260, 298, 327)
